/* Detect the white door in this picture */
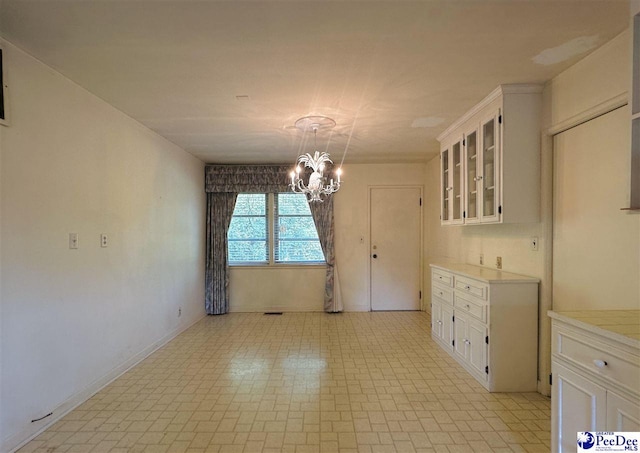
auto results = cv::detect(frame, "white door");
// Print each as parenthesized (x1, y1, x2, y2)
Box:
(370, 187, 422, 311)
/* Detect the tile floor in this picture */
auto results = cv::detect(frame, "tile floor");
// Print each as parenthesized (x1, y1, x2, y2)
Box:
(18, 312, 550, 453)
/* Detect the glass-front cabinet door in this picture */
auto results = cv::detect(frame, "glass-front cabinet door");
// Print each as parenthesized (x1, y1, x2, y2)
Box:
(441, 146, 451, 224)
(480, 111, 501, 222)
(464, 129, 479, 223)
(451, 138, 464, 224)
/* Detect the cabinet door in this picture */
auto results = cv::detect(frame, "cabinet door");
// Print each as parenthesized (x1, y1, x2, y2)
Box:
(479, 111, 501, 223)
(467, 319, 487, 379)
(451, 138, 464, 224)
(464, 129, 480, 224)
(552, 362, 606, 453)
(606, 391, 640, 431)
(431, 299, 443, 338)
(441, 303, 454, 351)
(441, 146, 451, 224)
(453, 312, 469, 361)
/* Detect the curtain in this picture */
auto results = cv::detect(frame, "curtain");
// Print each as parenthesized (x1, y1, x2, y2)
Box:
(309, 196, 343, 313)
(205, 192, 238, 315)
(204, 165, 290, 315)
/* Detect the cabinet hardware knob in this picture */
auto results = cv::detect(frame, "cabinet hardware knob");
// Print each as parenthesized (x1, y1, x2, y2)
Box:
(372, 254, 378, 259)
(437, 320, 442, 325)
(439, 292, 444, 296)
(465, 304, 470, 309)
(477, 176, 483, 180)
(593, 359, 608, 368)
(465, 285, 471, 290)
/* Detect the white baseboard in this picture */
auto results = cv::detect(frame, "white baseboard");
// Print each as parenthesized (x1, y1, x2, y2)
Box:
(2, 313, 206, 453)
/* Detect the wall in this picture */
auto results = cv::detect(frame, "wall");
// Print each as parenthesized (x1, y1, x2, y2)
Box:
(425, 29, 633, 397)
(335, 163, 425, 312)
(228, 163, 426, 313)
(0, 41, 206, 452)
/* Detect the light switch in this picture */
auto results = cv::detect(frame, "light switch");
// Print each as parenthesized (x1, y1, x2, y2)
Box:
(69, 233, 78, 249)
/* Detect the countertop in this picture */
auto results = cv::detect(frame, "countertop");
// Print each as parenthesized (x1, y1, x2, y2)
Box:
(548, 310, 640, 348)
(430, 262, 540, 284)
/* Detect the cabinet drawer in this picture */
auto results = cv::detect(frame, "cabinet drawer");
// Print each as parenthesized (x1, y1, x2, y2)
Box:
(432, 285, 453, 305)
(454, 293, 487, 323)
(432, 269, 453, 287)
(455, 276, 488, 300)
(554, 327, 640, 396)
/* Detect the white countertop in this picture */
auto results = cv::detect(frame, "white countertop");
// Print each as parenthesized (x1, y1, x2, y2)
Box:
(430, 262, 540, 284)
(548, 310, 640, 348)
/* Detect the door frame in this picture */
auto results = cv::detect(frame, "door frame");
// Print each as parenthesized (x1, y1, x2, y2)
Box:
(367, 185, 424, 312)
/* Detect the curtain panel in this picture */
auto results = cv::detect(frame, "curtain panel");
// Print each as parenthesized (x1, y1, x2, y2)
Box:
(205, 192, 237, 315)
(309, 197, 343, 313)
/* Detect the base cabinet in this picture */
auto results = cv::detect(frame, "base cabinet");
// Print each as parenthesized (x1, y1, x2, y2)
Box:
(549, 313, 640, 453)
(430, 264, 538, 392)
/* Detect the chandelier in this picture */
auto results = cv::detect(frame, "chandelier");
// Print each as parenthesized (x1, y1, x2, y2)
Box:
(289, 115, 342, 203)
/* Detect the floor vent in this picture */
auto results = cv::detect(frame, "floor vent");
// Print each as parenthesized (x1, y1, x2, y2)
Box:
(264, 312, 283, 315)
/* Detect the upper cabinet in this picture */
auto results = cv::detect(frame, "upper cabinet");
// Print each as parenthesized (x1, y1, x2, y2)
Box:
(438, 84, 542, 225)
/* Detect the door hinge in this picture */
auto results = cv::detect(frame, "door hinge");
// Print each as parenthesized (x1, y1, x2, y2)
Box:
(485, 335, 489, 345)
(498, 205, 502, 214)
(498, 115, 502, 124)
(419, 291, 422, 299)
(452, 315, 455, 322)
(549, 374, 553, 386)
(452, 340, 455, 347)
(463, 210, 466, 219)
(485, 366, 489, 374)
(463, 139, 466, 146)
(419, 198, 422, 206)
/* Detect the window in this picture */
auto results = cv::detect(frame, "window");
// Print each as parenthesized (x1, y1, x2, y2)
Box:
(228, 193, 325, 265)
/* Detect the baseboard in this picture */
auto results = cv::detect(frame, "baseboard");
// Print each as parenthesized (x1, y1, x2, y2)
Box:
(2, 313, 206, 453)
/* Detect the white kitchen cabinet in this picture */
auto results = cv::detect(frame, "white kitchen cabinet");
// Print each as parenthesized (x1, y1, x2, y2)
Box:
(438, 84, 542, 225)
(430, 263, 539, 392)
(440, 136, 464, 225)
(549, 311, 640, 453)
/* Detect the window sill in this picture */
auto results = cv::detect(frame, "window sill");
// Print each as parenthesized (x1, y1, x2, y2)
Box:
(229, 263, 326, 270)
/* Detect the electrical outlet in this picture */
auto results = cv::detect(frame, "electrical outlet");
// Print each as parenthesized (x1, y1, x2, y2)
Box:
(69, 233, 79, 249)
(100, 234, 108, 248)
(496, 256, 502, 269)
(479, 254, 484, 265)
(530, 236, 539, 251)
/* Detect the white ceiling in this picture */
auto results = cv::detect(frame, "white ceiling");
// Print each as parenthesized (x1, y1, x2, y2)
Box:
(0, 1, 630, 164)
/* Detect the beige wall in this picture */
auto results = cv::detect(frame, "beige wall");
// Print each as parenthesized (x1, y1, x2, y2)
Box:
(0, 41, 206, 452)
(425, 28, 634, 397)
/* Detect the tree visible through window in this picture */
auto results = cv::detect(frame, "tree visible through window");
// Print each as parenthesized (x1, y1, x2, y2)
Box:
(228, 193, 324, 264)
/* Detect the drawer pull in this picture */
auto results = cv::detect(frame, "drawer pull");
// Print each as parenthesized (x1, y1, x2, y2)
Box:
(465, 285, 471, 290)
(465, 304, 470, 310)
(464, 339, 471, 345)
(593, 359, 608, 369)
(439, 291, 444, 296)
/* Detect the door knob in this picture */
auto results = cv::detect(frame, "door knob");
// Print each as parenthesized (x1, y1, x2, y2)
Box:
(372, 254, 378, 259)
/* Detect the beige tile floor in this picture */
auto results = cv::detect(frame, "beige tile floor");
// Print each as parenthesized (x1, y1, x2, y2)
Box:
(18, 312, 550, 453)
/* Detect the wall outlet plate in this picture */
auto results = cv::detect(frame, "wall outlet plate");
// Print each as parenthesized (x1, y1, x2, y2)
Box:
(479, 254, 484, 265)
(496, 256, 502, 269)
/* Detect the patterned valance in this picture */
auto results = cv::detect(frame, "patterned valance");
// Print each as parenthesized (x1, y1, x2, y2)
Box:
(205, 165, 291, 193)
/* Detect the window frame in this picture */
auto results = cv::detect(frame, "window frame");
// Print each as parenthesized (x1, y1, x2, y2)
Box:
(228, 193, 326, 268)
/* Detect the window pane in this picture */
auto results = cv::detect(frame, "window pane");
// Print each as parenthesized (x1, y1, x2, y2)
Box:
(275, 193, 324, 263)
(233, 194, 266, 216)
(277, 216, 319, 239)
(228, 240, 267, 262)
(229, 217, 267, 240)
(277, 241, 325, 262)
(277, 193, 312, 215)
(228, 194, 268, 263)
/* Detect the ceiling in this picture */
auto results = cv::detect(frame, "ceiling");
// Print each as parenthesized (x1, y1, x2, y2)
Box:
(0, 1, 630, 164)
